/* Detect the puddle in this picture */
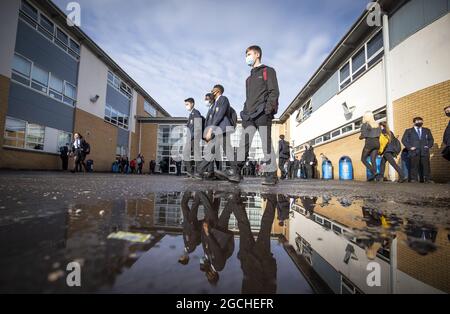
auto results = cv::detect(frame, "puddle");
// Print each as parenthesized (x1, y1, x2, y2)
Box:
(0, 191, 448, 294)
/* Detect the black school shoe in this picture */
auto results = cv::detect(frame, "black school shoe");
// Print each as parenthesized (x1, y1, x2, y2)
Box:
(215, 169, 242, 184)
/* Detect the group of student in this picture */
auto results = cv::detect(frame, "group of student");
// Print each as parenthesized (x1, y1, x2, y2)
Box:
(278, 135, 317, 180)
(359, 107, 450, 183)
(183, 45, 281, 186)
(112, 154, 147, 174)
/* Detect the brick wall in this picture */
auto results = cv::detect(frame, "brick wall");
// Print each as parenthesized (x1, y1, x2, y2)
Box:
(73, 108, 118, 172)
(393, 80, 450, 183)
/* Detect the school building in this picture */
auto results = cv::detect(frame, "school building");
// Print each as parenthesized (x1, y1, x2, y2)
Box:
(0, 0, 171, 172)
(278, 0, 450, 182)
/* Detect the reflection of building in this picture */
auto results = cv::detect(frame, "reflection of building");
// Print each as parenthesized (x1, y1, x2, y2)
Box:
(0, 0, 170, 171)
(288, 198, 447, 294)
(278, 0, 450, 182)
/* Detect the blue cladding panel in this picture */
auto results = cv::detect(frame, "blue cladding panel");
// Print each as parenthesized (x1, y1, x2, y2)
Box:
(15, 20, 79, 85)
(7, 83, 74, 132)
(106, 84, 130, 115)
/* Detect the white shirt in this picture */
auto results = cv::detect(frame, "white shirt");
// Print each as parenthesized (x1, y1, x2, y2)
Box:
(74, 139, 81, 149)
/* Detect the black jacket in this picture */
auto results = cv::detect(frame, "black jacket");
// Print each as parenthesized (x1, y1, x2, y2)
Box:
(360, 123, 381, 139)
(186, 108, 204, 141)
(444, 121, 450, 147)
(383, 131, 402, 156)
(206, 95, 232, 134)
(402, 127, 434, 157)
(71, 138, 88, 154)
(242, 65, 280, 119)
(301, 148, 317, 165)
(278, 140, 290, 159)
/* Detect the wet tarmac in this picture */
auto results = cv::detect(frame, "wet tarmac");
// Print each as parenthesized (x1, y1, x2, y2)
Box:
(0, 172, 449, 294)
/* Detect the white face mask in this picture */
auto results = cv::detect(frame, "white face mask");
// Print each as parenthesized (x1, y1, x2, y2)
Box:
(186, 106, 191, 111)
(246, 55, 255, 67)
(204, 100, 211, 106)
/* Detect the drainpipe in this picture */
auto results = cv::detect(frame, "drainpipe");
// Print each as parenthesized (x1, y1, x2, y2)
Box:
(382, 13, 396, 181)
(138, 120, 142, 155)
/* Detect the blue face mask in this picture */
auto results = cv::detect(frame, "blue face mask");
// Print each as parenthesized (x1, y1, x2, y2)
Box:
(246, 55, 255, 67)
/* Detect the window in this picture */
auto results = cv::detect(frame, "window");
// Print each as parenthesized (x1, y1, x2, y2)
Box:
(339, 62, 351, 89)
(104, 106, 112, 122)
(341, 125, 353, 134)
(315, 137, 323, 145)
(38, 14, 54, 38)
(296, 100, 312, 123)
(367, 31, 383, 60)
(49, 74, 63, 101)
(352, 48, 366, 78)
(55, 28, 69, 50)
(108, 71, 132, 99)
(331, 130, 341, 138)
(69, 39, 80, 56)
(323, 133, 331, 142)
(21, 0, 38, 21)
(339, 30, 384, 91)
(374, 110, 387, 121)
(354, 119, 363, 130)
(26, 124, 45, 150)
(12, 54, 31, 85)
(31, 64, 49, 93)
(57, 130, 72, 151)
(63, 82, 77, 106)
(144, 100, 157, 116)
(4, 117, 26, 148)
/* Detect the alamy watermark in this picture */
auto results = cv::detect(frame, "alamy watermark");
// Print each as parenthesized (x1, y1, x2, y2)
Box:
(66, 2, 81, 27)
(366, 2, 382, 27)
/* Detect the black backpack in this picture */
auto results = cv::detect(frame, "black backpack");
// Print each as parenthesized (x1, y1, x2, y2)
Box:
(83, 141, 91, 155)
(263, 67, 279, 115)
(228, 106, 238, 129)
(390, 136, 401, 156)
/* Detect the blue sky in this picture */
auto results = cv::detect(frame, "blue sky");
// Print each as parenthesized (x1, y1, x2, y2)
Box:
(54, 0, 369, 118)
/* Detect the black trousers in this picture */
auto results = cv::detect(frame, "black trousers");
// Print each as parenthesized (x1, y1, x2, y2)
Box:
(183, 139, 200, 174)
(73, 150, 86, 172)
(235, 113, 277, 174)
(197, 133, 233, 175)
(380, 152, 403, 179)
(361, 138, 380, 176)
(305, 164, 314, 179)
(279, 157, 288, 178)
(410, 152, 431, 181)
(61, 156, 68, 171)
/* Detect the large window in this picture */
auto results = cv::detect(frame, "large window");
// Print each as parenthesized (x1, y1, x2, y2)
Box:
(144, 100, 157, 116)
(296, 100, 312, 124)
(339, 30, 384, 90)
(3, 117, 44, 151)
(4, 117, 26, 148)
(11, 53, 77, 107)
(104, 105, 129, 130)
(57, 130, 72, 151)
(31, 64, 49, 93)
(19, 0, 80, 60)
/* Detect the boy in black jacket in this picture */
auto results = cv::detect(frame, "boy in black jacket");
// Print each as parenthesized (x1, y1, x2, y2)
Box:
(216, 45, 280, 185)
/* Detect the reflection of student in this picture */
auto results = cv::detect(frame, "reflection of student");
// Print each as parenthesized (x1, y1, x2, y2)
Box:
(179, 192, 202, 265)
(198, 191, 234, 284)
(234, 193, 277, 294)
(405, 220, 438, 256)
(276, 194, 290, 227)
(300, 196, 317, 218)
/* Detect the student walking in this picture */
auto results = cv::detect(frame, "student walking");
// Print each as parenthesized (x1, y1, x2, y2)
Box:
(216, 45, 280, 186)
(359, 111, 381, 181)
(183, 98, 204, 177)
(70, 133, 90, 173)
(378, 122, 406, 183)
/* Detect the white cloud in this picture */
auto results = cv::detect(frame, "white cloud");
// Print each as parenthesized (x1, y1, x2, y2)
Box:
(54, 0, 369, 117)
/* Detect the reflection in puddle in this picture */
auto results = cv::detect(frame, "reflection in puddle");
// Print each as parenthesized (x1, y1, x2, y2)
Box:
(0, 191, 448, 294)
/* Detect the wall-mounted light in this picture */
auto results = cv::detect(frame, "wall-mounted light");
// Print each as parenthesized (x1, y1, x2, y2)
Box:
(90, 95, 100, 103)
(342, 102, 356, 120)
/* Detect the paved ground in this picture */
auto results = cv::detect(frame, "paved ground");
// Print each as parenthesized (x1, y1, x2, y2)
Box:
(0, 171, 448, 223)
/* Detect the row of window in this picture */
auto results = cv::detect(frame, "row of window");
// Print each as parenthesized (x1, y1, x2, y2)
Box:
(12, 53, 77, 106)
(20, 0, 81, 60)
(339, 30, 384, 90)
(4, 116, 72, 153)
(108, 71, 132, 99)
(104, 105, 130, 130)
(295, 30, 384, 127)
(294, 109, 387, 152)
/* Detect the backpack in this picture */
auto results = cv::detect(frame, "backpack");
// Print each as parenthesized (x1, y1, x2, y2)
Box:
(263, 67, 279, 115)
(83, 141, 91, 155)
(390, 136, 402, 156)
(228, 106, 238, 129)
